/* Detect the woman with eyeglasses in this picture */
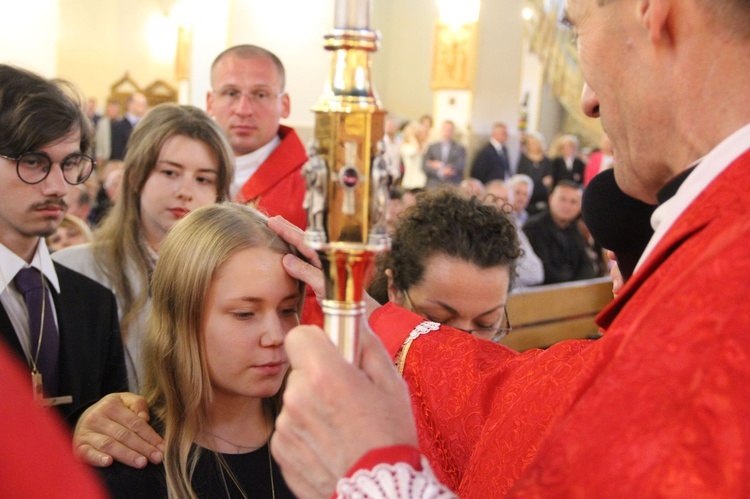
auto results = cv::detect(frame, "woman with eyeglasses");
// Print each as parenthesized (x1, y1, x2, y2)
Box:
(53, 103, 234, 392)
(368, 188, 520, 342)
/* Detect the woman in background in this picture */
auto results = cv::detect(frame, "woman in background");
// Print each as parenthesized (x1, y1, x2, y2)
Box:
(516, 131, 553, 216)
(54, 103, 234, 390)
(46, 214, 93, 252)
(399, 120, 428, 190)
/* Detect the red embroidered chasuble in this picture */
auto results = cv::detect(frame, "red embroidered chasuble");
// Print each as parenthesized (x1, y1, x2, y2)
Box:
(369, 149, 750, 497)
(236, 125, 308, 230)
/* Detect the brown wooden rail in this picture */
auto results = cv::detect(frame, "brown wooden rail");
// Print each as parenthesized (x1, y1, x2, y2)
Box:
(498, 277, 614, 352)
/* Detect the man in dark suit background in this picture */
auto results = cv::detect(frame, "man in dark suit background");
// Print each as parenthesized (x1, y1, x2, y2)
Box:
(523, 180, 595, 284)
(551, 134, 585, 186)
(422, 120, 466, 189)
(110, 92, 148, 161)
(0, 65, 127, 424)
(471, 122, 510, 184)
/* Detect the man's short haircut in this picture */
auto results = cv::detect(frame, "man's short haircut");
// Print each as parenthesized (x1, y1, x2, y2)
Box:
(0, 65, 92, 156)
(596, 0, 750, 39)
(560, 134, 580, 148)
(210, 44, 286, 91)
(554, 179, 583, 193)
(127, 92, 145, 104)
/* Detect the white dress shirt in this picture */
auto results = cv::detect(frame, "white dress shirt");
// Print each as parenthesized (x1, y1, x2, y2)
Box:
(637, 123, 750, 270)
(0, 239, 60, 363)
(230, 134, 281, 199)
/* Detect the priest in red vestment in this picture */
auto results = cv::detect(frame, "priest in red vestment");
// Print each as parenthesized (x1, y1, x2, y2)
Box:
(206, 45, 308, 230)
(270, 1, 750, 497)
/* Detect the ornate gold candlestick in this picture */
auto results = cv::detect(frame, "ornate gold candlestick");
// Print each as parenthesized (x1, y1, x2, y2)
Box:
(303, 0, 389, 363)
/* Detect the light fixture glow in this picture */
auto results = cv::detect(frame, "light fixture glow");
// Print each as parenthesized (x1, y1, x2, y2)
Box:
(146, 13, 178, 62)
(170, 0, 195, 28)
(437, 0, 480, 29)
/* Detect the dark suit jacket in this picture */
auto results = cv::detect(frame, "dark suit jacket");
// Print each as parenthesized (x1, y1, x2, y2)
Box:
(470, 142, 509, 184)
(422, 140, 467, 188)
(523, 210, 595, 284)
(0, 263, 128, 425)
(551, 157, 585, 186)
(110, 118, 134, 161)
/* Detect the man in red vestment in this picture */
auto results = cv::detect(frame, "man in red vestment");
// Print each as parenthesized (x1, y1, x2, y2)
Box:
(208, 45, 320, 328)
(270, 1, 750, 497)
(207, 44, 308, 230)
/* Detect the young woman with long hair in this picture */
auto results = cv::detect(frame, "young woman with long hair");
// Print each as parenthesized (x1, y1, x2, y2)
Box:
(99, 203, 301, 498)
(54, 103, 234, 390)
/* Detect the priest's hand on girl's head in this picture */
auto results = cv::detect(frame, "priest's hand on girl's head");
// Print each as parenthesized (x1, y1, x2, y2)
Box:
(267, 216, 322, 269)
(607, 251, 624, 297)
(268, 216, 323, 293)
(268, 215, 382, 318)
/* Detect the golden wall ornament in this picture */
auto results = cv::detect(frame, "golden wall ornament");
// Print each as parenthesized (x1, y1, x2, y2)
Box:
(175, 25, 192, 82)
(431, 22, 478, 91)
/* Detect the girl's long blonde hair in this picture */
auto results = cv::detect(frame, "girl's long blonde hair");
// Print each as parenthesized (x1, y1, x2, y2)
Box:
(143, 203, 302, 499)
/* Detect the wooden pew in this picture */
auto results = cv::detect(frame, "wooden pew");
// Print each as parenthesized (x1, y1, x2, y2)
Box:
(498, 277, 614, 352)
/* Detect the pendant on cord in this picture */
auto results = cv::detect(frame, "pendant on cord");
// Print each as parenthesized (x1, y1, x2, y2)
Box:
(32, 369, 72, 407)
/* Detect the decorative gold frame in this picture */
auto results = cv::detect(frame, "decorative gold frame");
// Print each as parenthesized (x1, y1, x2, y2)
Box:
(431, 22, 478, 91)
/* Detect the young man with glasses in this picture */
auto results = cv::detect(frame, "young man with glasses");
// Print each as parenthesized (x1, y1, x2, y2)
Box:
(0, 65, 127, 424)
(206, 44, 308, 230)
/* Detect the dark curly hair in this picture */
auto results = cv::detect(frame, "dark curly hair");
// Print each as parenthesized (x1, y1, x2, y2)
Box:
(368, 188, 521, 304)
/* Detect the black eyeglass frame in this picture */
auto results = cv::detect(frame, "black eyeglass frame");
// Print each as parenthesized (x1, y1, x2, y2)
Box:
(1, 151, 95, 186)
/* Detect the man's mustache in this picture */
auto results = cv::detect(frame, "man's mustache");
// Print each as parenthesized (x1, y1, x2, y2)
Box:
(31, 199, 67, 211)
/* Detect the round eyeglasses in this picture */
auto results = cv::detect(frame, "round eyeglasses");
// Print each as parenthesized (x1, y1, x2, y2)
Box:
(1, 151, 95, 185)
(402, 289, 512, 342)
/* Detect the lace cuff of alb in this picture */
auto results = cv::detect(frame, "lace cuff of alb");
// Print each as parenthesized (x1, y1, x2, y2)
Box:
(335, 456, 456, 498)
(396, 320, 440, 374)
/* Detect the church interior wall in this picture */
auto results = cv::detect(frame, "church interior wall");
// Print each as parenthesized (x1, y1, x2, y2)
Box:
(370, 0, 438, 126)
(1, 0, 559, 159)
(0, 0, 59, 78)
(57, 0, 178, 111)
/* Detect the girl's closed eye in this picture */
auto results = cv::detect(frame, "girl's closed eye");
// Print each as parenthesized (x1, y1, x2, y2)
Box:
(280, 307, 299, 317)
(232, 310, 256, 320)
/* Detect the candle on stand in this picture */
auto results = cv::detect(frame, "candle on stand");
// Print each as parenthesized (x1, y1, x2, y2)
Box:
(334, 0, 370, 29)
